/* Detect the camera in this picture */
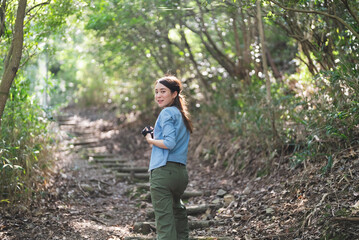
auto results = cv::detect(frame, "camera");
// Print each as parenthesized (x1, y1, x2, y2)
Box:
(141, 125, 153, 138)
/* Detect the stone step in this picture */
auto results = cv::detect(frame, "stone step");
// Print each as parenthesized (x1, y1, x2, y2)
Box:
(55, 115, 72, 120)
(115, 172, 149, 180)
(87, 153, 120, 159)
(116, 167, 148, 173)
(133, 220, 227, 234)
(134, 184, 205, 198)
(146, 203, 223, 219)
(71, 139, 99, 146)
(58, 120, 77, 125)
(139, 190, 205, 203)
(92, 158, 129, 164)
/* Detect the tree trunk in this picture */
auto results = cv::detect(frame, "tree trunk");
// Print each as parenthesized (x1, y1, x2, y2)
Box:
(266, 51, 282, 82)
(0, 0, 6, 41)
(233, 11, 251, 83)
(0, 0, 27, 128)
(256, 0, 271, 104)
(239, 7, 252, 85)
(257, 0, 279, 142)
(232, 13, 242, 73)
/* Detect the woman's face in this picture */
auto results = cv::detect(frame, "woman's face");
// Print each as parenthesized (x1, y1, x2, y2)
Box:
(155, 82, 177, 108)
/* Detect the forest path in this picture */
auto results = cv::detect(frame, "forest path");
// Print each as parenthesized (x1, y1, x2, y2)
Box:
(2, 108, 358, 240)
(0, 109, 238, 240)
(49, 112, 237, 239)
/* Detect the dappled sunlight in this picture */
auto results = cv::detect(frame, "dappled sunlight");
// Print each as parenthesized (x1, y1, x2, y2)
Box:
(70, 219, 132, 239)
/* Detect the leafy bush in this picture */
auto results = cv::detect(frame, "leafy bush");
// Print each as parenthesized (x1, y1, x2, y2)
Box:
(279, 61, 358, 167)
(193, 59, 359, 175)
(0, 74, 52, 204)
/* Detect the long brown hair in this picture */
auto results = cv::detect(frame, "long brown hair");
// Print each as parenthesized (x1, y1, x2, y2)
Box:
(156, 75, 193, 133)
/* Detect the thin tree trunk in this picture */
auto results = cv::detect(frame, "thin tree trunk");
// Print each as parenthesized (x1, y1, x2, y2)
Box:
(232, 13, 242, 69)
(257, 0, 279, 142)
(0, 0, 27, 128)
(256, 0, 271, 104)
(0, 0, 6, 41)
(232, 11, 249, 82)
(239, 7, 251, 84)
(266, 51, 282, 82)
(211, 7, 226, 50)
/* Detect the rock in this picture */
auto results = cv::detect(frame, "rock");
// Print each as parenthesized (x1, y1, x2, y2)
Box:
(217, 189, 227, 197)
(80, 184, 94, 193)
(243, 186, 251, 195)
(133, 222, 155, 234)
(212, 198, 221, 204)
(234, 214, 241, 220)
(204, 152, 211, 161)
(244, 234, 253, 240)
(266, 207, 274, 215)
(223, 194, 235, 206)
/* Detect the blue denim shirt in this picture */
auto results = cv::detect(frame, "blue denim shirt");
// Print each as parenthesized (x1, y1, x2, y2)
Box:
(149, 106, 190, 171)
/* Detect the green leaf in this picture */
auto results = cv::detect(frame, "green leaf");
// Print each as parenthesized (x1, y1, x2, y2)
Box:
(0, 199, 10, 204)
(321, 155, 333, 174)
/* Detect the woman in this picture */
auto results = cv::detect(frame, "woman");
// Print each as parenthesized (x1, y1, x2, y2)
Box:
(143, 75, 193, 240)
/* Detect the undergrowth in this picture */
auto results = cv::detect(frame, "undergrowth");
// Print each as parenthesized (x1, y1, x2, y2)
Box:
(0, 75, 54, 206)
(189, 64, 359, 176)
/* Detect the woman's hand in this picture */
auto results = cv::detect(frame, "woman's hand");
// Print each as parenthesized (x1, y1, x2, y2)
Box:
(145, 132, 152, 141)
(145, 134, 168, 149)
(143, 126, 154, 146)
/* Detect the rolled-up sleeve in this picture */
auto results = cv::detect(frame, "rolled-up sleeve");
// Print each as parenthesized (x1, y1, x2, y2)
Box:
(160, 111, 177, 150)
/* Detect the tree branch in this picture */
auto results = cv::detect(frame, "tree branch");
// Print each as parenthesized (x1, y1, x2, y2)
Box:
(26, 0, 50, 15)
(340, 0, 359, 26)
(210, 7, 226, 49)
(20, 44, 38, 68)
(269, 0, 359, 39)
(195, 0, 236, 76)
(184, 20, 236, 77)
(332, 217, 359, 222)
(179, 25, 211, 99)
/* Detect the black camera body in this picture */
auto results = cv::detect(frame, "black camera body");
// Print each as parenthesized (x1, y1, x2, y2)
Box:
(141, 126, 153, 138)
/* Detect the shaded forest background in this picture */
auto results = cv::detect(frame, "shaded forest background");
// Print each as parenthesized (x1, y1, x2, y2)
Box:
(0, 0, 358, 212)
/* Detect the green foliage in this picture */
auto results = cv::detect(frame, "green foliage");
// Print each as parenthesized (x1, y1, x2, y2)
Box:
(3, 0, 355, 182)
(73, 0, 359, 175)
(283, 61, 359, 167)
(0, 73, 52, 204)
(321, 155, 333, 174)
(75, 60, 107, 106)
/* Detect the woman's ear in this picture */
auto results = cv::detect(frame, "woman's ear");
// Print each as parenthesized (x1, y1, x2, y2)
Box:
(172, 91, 178, 99)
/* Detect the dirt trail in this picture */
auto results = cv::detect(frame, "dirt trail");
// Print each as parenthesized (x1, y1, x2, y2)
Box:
(1, 107, 359, 239)
(51, 113, 238, 239)
(1, 109, 237, 239)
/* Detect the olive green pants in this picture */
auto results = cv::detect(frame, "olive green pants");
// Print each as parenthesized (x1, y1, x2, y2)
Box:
(150, 162, 189, 240)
